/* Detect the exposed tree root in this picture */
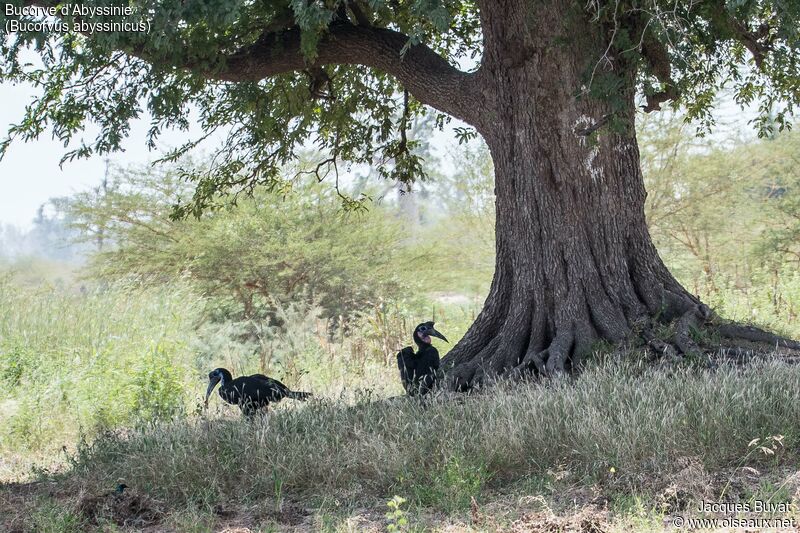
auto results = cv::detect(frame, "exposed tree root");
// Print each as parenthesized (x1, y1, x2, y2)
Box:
(640, 325, 678, 360)
(441, 301, 800, 392)
(673, 309, 702, 357)
(717, 323, 800, 350)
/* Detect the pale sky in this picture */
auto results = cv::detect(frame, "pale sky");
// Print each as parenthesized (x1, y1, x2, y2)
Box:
(0, 80, 201, 229)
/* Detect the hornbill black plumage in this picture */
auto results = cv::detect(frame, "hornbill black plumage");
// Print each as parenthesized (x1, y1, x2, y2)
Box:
(204, 368, 312, 416)
(397, 321, 448, 396)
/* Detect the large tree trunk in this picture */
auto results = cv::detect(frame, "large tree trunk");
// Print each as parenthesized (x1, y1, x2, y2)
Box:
(440, 0, 798, 388)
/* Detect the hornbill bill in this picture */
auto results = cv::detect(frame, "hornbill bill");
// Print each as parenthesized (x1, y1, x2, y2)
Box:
(204, 368, 312, 417)
(397, 321, 448, 396)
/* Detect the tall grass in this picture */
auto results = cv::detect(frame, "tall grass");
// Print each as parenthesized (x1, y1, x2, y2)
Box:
(0, 278, 204, 458)
(698, 265, 800, 340)
(68, 359, 800, 510)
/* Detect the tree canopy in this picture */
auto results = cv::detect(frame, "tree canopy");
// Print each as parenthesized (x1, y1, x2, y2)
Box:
(2, 0, 799, 215)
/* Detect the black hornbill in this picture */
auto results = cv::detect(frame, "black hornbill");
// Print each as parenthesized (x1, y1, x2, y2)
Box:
(204, 368, 312, 416)
(397, 321, 448, 396)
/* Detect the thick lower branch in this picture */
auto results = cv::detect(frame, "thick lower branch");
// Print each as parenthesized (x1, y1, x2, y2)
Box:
(216, 25, 479, 124)
(21, 1, 480, 125)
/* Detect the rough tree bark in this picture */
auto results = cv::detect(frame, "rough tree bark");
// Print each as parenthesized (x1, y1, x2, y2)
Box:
(439, 0, 800, 389)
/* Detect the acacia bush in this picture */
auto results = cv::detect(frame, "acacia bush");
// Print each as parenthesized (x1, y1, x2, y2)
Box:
(57, 165, 422, 322)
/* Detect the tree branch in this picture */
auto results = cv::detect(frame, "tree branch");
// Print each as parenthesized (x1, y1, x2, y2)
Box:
(638, 22, 680, 113)
(706, 0, 773, 70)
(642, 86, 679, 113)
(213, 25, 478, 124)
(348, 1, 373, 26)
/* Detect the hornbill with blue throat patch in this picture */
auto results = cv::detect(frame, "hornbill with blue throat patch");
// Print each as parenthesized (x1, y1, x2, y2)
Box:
(397, 321, 448, 395)
(204, 368, 312, 417)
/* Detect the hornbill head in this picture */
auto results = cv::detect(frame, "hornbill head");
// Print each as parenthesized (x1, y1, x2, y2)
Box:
(414, 321, 448, 345)
(204, 368, 231, 408)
